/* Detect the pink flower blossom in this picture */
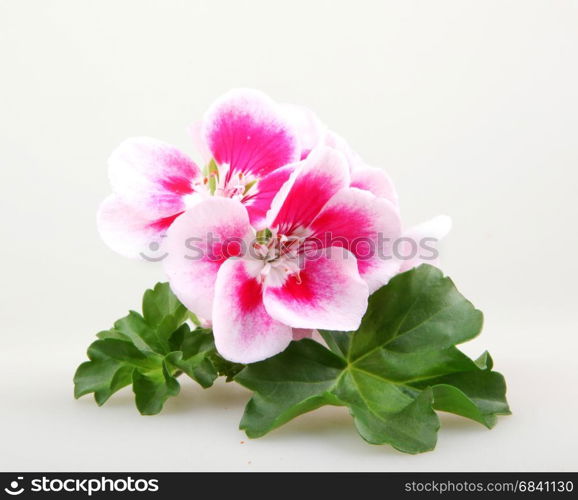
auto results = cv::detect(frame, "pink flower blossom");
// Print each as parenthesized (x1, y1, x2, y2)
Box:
(163, 146, 401, 363)
(97, 89, 302, 258)
(95, 88, 450, 363)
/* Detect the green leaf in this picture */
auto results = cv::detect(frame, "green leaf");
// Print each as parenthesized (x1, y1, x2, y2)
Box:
(87, 338, 162, 370)
(74, 282, 219, 414)
(74, 359, 130, 406)
(319, 330, 350, 358)
(348, 264, 483, 359)
(142, 282, 187, 328)
(209, 353, 246, 382)
(165, 325, 218, 388)
(335, 375, 439, 452)
(423, 370, 511, 428)
(142, 282, 189, 346)
(474, 350, 494, 370)
(236, 265, 510, 454)
(108, 282, 190, 355)
(95, 328, 130, 341)
(237, 340, 345, 437)
(133, 361, 180, 415)
(74, 338, 161, 405)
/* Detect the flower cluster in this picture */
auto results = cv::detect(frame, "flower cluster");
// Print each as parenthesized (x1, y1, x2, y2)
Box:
(97, 89, 450, 363)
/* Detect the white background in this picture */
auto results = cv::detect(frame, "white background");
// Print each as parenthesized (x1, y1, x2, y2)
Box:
(1, 0, 577, 471)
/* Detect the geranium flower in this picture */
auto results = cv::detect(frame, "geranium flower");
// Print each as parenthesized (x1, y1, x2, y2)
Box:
(163, 146, 401, 363)
(97, 89, 301, 258)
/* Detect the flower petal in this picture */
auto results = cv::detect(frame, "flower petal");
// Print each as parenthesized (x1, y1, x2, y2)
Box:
(97, 194, 181, 259)
(213, 258, 293, 363)
(350, 165, 399, 208)
(324, 132, 399, 208)
(292, 328, 314, 340)
(108, 137, 201, 219)
(162, 197, 253, 319)
(267, 146, 350, 233)
(310, 188, 402, 292)
(202, 88, 299, 178)
(263, 248, 368, 330)
(280, 103, 325, 159)
(243, 165, 295, 230)
(323, 131, 363, 171)
(397, 215, 452, 272)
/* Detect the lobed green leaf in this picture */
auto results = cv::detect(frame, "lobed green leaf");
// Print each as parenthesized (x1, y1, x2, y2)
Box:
(235, 265, 510, 454)
(74, 283, 219, 414)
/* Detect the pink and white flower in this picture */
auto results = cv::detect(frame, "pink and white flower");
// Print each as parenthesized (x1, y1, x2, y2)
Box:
(97, 89, 301, 258)
(163, 146, 402, 363)
(95, 87, 450, 362)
